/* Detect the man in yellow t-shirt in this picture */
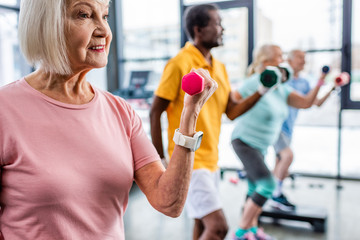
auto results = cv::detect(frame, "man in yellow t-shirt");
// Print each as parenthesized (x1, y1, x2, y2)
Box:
(150, 4, 264, 240)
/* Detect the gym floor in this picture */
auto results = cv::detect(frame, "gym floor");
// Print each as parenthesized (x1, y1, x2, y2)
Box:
(124, 175, 360, 240)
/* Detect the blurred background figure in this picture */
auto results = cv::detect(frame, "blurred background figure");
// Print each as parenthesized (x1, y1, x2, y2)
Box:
(150, 3, 265, 240)
(271, 49, 336, 212)
(231, 44, 328, 240)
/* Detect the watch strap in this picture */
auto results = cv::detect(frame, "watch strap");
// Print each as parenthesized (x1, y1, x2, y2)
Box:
(173, 128, 202, 152)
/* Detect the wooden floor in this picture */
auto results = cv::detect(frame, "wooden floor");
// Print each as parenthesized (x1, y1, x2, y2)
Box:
(124, 173, 360, 240)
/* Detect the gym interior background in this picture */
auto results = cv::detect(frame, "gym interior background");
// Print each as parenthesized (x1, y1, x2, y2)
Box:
(1, 0, 360, 239)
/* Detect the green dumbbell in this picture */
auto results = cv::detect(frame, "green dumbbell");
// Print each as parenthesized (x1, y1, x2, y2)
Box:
(278, 63, 294, 83)
(260, 66, 281, 88)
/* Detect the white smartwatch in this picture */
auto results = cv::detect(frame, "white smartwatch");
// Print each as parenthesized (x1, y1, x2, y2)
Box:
(173, 128, 203, 152)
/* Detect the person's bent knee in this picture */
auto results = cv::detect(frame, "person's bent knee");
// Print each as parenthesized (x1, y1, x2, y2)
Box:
(255, 176, 276, 199)
(209, 222, 228, 239)
(205, 219, 228, 238)
(281, 147, 294, 163)
(250, 192, 268, 207)
(219, 221, 229, 238)
(199, 222, 228, 239)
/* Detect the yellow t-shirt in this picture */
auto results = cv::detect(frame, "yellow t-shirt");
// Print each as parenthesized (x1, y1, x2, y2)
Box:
(155, 42, 231, 172)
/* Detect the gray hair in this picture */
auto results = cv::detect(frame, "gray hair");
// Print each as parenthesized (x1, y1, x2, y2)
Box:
(19, 0, 70, 75)
(287, 49, 304, 61)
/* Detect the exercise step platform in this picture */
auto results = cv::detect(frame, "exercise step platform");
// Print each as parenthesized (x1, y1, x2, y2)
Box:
(220, 167, 298, 181)
(260, 204, 327, 233)
(220, 167, 246, 179)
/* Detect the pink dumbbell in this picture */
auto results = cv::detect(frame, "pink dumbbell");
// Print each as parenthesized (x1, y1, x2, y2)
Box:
(335, 72, 350, 87)
(181, 72, 204, 96)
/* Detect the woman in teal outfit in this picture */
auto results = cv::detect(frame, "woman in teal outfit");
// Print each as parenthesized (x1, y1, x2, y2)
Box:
(232, 44, 324, 240)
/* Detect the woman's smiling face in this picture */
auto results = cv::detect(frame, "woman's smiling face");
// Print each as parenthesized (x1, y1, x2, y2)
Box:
(65, 0, 112, 73)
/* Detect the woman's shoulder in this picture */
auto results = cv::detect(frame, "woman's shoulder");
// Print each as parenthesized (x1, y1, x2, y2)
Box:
(0, 79, 27, 105)
(96, 88, 131, 105)
(95, 88, 136, 116)
(0, 79, 23, 94)
(0, 79, 26, 124)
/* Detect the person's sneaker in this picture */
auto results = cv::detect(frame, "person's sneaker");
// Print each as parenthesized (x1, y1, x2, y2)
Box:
(270, 193, 296, 212)
(233, 232, 257, 240)
(255, 228, 276, 240)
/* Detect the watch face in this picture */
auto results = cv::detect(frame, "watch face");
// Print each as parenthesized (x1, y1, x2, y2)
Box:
(195, 132, 203, 150)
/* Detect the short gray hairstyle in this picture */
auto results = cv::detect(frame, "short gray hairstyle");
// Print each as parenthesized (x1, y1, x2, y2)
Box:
(18, 0, 110, 75)
(19, 0, 70, 75)
(287, 49, 304, 61)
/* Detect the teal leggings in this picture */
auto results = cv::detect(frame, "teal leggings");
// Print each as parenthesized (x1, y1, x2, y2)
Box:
(248, 177, 276, 198)
(232, 138, 275, 207)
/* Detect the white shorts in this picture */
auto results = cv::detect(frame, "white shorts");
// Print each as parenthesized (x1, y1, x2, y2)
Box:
(184, 169, 222, 219)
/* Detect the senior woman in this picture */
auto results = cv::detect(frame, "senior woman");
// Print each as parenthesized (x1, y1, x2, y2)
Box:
(232, 44, 326, 240)
(0, 0, 217, 239)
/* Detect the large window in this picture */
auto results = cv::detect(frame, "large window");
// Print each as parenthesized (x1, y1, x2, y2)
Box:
(0, 0, 17, 5)
(256, 0, 343, 92)
(0, 3, 31, 87)
(256, 0, 342, 51)
(351, 0, 360, 101)
(212, 7, 249, 86)
(256, 0, 360, 178)
(119, 0, 180, 92)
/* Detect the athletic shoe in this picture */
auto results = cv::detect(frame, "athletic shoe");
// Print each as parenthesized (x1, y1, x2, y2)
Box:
(270, 193, 296, 212)
(255, 228, 276, 240)
(233, 232, 257, 240)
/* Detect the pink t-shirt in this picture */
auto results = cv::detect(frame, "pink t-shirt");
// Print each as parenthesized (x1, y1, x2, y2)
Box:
(0, 79, 160, 240)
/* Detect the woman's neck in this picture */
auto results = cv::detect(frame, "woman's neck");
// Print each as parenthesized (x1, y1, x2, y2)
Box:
(24, 69, 94, 105)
